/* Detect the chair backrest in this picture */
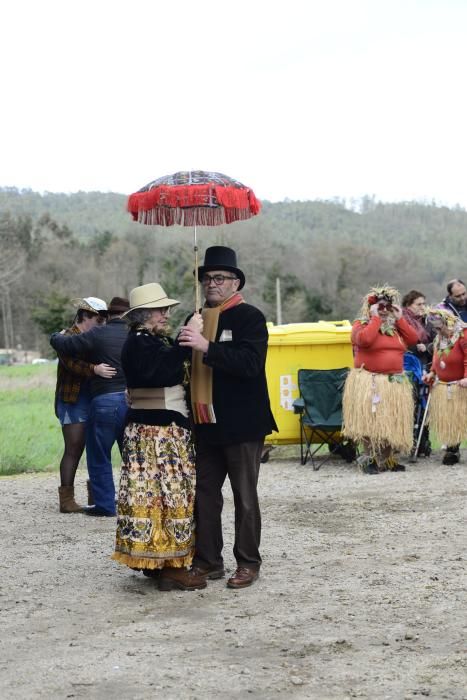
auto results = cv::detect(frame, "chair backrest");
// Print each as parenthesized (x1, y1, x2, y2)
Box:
(297, 367, 349, 428)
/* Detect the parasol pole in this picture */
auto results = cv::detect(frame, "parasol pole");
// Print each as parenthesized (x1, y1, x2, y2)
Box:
(194, 223, 200, 311)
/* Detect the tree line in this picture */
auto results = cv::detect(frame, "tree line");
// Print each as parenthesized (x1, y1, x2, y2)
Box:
(1, 188, 466, 355)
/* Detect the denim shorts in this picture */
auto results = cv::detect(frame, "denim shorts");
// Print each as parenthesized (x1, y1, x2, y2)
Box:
(56, 393, 90, 426)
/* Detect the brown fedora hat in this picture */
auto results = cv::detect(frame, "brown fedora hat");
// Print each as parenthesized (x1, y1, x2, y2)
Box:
(108, 296, 130, 314)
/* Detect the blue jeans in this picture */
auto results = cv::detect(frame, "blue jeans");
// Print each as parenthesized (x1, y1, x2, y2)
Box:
(86, 392, 127, 515)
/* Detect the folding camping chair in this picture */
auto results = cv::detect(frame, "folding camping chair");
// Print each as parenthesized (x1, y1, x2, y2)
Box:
(293, 367, 357, 469)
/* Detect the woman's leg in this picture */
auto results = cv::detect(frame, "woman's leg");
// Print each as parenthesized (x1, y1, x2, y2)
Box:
(374, 442, 392, 471)
(60, 423, 86, 488)
(356, 438, 379, 474)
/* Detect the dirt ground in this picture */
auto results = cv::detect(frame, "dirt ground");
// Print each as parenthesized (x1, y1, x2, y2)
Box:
(1, 449, 466, 700)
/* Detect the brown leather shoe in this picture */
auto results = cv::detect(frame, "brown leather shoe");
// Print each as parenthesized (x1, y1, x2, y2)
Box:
(227, 567, 259, 589)
(191, 565, 225, 580)
(158, 567, 207, 591)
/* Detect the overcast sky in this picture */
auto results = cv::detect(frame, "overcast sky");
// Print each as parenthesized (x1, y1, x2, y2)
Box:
(2, 0, 467, 207)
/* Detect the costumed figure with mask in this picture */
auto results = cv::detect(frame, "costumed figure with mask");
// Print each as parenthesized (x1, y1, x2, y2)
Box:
(342, 286, 419, 474)
(423, 308, 467, 465)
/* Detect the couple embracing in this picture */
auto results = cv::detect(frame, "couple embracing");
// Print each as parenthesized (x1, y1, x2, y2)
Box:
(112, 246, 277, 591)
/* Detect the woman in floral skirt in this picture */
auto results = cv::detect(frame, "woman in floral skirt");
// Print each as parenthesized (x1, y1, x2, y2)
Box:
(112, 282, 206, 591)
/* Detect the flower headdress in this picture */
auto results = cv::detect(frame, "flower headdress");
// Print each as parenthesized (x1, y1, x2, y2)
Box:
(426, 307, 466, 358)
(426, 307, 461, 331)
(359, 285, 400, 321)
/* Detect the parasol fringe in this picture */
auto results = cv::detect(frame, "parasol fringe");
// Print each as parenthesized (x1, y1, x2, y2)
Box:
(215, 186, 261, 214)
(134, 207, 255, 227)
(128, 183, 260, 225)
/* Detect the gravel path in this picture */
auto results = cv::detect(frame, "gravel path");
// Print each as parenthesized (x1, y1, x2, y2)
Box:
(1, 451, 466, 699)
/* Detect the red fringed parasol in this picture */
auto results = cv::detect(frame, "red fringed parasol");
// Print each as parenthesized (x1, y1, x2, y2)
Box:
(127, 170, 261, 308)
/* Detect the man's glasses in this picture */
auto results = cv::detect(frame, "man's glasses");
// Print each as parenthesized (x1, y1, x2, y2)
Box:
(201, 274, 238, 286)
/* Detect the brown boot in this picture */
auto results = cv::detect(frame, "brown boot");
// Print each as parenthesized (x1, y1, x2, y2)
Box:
(58, 486, 84, 513)
(86, 479, 94, 506)
(158, 567, 207, 591)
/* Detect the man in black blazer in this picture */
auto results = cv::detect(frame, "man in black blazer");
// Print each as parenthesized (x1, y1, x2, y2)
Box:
(179, 246, 277, 588)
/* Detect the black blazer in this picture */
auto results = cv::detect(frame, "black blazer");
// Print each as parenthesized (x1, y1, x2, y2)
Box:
(194, 302, 278, 445)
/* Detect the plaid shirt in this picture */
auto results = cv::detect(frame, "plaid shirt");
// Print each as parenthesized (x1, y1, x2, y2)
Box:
(55, 324, 95, 405)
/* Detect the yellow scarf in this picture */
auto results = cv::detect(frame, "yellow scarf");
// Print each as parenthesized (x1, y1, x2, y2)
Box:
(191, 292, 244, 424)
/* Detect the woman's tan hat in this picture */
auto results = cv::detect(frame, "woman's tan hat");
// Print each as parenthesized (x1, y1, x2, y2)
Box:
(123, 283, 180, 315)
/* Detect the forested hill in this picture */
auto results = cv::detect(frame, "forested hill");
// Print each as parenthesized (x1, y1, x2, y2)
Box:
(1, 187, 466, 352)
(2, 187, 466, 254)
(0, 188, 130, 238)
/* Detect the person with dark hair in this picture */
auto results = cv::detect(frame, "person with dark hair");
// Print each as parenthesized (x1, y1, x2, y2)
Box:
(401, 290, 435, 457)
(436, 279, 467, 322)
(401, 290, 434, 364)
(55, 297, 116, 513)
(179, 246, 278, 589)
(51, 296, 130, 516)
(112, 283, 207, 591)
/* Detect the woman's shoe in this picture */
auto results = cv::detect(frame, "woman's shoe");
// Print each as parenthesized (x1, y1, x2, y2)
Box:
(158, 568, 207, 591)
(442, 451, 459, 465)
(357, 455, 379, 474)
(389, 463, 406, 472)
(58, 486, 85, 513)
(142, 568, 161, 578)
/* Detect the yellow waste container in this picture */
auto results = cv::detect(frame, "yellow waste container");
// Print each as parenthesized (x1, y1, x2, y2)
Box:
(265, 321, 353, 444)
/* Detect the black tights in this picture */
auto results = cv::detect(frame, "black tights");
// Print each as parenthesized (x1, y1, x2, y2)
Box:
(60, 423, 86, 488)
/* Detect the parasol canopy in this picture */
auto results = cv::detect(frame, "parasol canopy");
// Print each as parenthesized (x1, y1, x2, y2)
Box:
(127, 170, 261, 226)
(127, 170, 261, 309)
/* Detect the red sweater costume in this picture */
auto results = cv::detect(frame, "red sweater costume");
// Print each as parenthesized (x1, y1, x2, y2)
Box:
(352, 317, 419, 374)
(431, 330, 467, 382)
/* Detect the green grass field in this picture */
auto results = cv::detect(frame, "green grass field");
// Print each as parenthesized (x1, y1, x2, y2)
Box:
(0, 364, 124, 476)
(0, 365, 463, 476)
(0, 364, 62, 475)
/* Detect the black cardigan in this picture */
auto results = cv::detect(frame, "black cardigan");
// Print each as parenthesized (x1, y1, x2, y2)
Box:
(122, 328, 191, 428)
(194, 302, 278, 445)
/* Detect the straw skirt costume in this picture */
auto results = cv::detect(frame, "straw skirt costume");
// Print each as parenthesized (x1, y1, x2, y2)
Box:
(428, 329, 467, 445)
(112, 328, 194, 571)
(343, 316, 419, 455)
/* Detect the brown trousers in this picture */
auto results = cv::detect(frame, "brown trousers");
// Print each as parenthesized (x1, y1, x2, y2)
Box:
(193, 440, 263, 571)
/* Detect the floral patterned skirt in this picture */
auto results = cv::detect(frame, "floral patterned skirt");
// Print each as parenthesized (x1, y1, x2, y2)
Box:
(112, 422, 196, 571)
